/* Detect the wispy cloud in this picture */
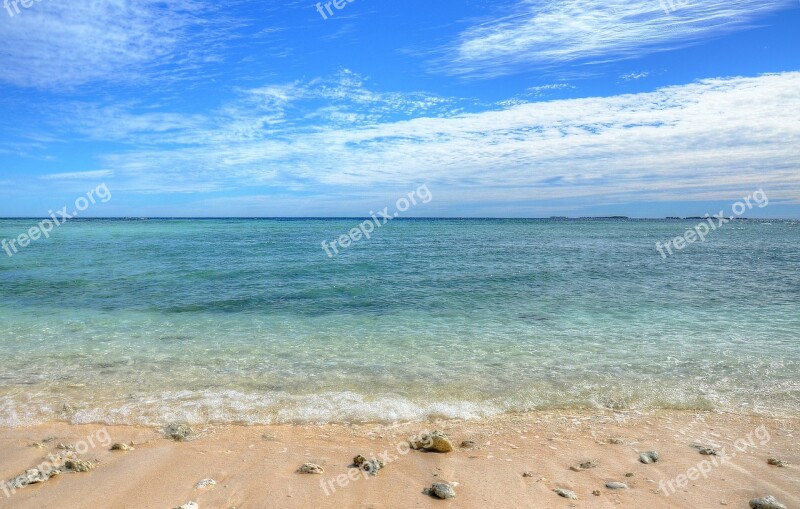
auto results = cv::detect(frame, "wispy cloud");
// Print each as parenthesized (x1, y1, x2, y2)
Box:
(39, 170, 114, 180)
(527, 83, 574, 94)
(64, 70, 459, 144)
(46, 71, 799, 210)
(0, 0, 231, 89)
(439, 0, 793, 78)
(621, 71, 650, 81)
(496, 83, 575, 107)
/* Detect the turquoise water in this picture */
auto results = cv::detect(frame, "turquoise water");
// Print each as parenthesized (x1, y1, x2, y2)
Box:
(0, 218, 798, 426)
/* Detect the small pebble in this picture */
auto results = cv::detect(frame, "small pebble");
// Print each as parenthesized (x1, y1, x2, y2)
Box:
(750, 495, 787, 509)
(767, 458, 786, 467)
(352, 454, 383, 474)
(554, 488, 578, 500)
(639, 451, 659, 464)
(605, 481, 628, 490)
(522, 471, 535, 477)
(570, 460, 598, 471)
(64, 459, 95, 472)
(110, 443, 134, 451)
(411, 431, 454, 453)
(592, 490, 601, 496)
(296, 463, 324, 474)
(175, 503, 199, 509)
(625, 472, 634, 477)
(8, 468, 59, 488)
(164, 423, 194, 442)
(697, 446, 719, 456)
(424, 482, 456, 499)
(195, 479, 216, 489)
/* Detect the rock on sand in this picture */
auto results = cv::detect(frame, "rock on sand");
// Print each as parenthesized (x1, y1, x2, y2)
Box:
(164, 423, 194, 442)
(639, 451, 659, 464)
(554, 488, 578, 499)
(64, 459, 95, 472)
(296, 463, 324, 474)
(424, 482, 456, 499)
(411, 431, 454, 453)
(750, 495, 787, 509)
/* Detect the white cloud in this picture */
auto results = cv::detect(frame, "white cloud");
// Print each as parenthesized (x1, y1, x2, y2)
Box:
(0, 0, 226, 89)
(496, 83, 574, 107)
(65, 70, 458, 143)
(70, 71, 800, 209)
(39, 170, 114, 180)
(527, 83, 573, 94)
(439, 0, 793, 78)
(621, 72, 650, 81)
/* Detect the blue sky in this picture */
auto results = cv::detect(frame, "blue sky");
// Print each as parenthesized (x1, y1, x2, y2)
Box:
(0, 0, 798, 217)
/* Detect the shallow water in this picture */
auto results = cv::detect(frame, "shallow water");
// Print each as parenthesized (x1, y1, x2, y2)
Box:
(0, 218, 798, 426)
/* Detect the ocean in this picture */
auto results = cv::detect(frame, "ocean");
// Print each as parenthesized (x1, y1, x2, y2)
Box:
(0, 218, 798, 426)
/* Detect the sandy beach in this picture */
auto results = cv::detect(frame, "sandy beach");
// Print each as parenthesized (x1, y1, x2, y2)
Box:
(2, 0, 799, 507)
(1, 410, 797, 508)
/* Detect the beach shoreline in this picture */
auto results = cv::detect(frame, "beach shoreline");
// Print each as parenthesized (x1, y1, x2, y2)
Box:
(1, 409, 797, 508)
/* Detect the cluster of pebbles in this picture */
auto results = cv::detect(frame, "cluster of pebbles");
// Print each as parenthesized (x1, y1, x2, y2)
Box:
(548, 441, 790, 507)
(4, 439, 111, 492)
(297, 429, 459, 500)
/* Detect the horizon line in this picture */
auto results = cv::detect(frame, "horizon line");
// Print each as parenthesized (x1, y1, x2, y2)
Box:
(0, 216, 797, 221)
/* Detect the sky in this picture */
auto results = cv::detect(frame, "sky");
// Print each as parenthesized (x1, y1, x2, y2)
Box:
(0, 0, 798, 218)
